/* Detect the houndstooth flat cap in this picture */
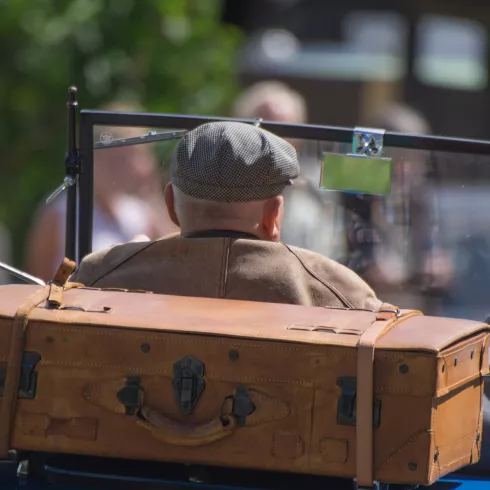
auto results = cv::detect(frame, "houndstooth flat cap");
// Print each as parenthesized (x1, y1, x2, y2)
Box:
(170, 121, 299, 202)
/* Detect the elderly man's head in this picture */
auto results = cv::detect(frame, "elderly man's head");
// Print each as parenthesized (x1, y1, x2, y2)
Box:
(164, 122, 300, 241)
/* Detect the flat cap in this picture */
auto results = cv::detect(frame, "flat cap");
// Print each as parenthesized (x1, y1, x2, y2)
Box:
(171, 121, 299, 202)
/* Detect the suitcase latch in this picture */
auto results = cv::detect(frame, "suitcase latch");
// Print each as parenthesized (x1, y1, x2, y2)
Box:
(117, 376, 143, 415)
(0, 351, 41, 400)
(336, 377, 381, 428)
(231, 386, 255, 427)
(172, 356, 205, 415)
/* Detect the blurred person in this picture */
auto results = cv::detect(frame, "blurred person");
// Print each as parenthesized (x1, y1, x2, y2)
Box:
(232, 81, 344, 258)
(25, 102, 178, 282)
(232, 80, 307, 128)
(0, 222, 12, 285)
(71, 122, 382, 312)
(342, 103, 452, 308)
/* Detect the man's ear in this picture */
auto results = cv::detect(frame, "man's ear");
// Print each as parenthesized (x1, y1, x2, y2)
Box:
(261, 196, 283, 242)
(164, 183, 180, 227)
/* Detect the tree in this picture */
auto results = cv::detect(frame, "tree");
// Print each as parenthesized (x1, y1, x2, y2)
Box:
(0, 0, 242, 266)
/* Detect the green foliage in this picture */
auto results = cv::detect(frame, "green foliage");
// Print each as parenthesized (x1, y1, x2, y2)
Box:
(0, 0, 243, 266)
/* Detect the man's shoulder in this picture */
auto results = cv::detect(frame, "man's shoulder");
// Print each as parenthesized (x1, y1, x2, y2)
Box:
(235, 239, 354, 273)
(234, 240, 381, 310)
(70, 241, 153, 286)
(285, 244, 382, 310)
(280, 242, 367, 279)
(70, 233, 180, 286)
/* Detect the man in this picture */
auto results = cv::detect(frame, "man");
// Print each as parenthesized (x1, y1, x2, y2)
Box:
(70, 121, 381, 311)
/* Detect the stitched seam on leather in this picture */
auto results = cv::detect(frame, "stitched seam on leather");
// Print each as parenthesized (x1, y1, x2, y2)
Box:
(39, 360, 333, 387)
(247, 391, 290, 425)
(319, 438, 348, 463)
(375, 429, 427, 472)
(271, 434, 303, 458)
(430, 400, 440, 482)
(434, 434, 477, 472)
(34, 327, 348, 354)
(283, 244, 355, 309)
(87, 241, 158, 287)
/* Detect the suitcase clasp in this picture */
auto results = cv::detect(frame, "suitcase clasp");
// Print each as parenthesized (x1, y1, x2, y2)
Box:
(172, 356, 205, 415)
(0, 351, 41, 400)
(336, 377, 381, 428)
(117, 376, 143, 415)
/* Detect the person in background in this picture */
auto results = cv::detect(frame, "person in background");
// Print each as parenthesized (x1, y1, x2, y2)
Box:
(24, 102, 178, 282)
(342, 102, 453, 309)
(232, 81, 345, 258)
(232, 80, 307, 129)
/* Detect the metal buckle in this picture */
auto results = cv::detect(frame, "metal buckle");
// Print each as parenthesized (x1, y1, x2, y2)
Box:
(352, 127, 386, 157)
(378, 307, 402, 318)
(172, 356, 205, 415)
(353, 480, 381, 490)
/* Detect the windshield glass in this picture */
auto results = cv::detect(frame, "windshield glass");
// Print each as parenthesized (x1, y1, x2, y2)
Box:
(86, 125, 490, 322)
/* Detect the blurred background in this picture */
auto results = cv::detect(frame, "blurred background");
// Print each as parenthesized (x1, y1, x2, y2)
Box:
(2, 0, 490, 320)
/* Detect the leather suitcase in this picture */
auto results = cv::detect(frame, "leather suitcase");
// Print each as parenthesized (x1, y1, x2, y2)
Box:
(0, 283, 488, 488)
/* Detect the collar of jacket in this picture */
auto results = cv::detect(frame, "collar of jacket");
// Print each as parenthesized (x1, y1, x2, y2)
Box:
(183, 230, 260, 240)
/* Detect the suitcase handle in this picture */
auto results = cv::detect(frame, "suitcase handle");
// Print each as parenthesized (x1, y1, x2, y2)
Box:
(136, 405, 237, 447)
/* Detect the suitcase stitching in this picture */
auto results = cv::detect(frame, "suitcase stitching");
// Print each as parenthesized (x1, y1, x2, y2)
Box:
(33, 327, 351, 353)
(375, 429, 428, 473)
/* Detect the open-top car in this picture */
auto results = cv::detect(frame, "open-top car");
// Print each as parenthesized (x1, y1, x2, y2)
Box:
(0, 88, 489, 490)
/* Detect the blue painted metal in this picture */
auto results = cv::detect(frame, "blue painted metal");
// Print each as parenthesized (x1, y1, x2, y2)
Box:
(1, 459, 489, 490)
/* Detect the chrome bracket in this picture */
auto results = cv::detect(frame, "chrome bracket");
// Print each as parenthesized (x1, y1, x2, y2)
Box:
(352, 127, 386, 157)
(353, 480, 381, 490)
(46, 175, 77, 204)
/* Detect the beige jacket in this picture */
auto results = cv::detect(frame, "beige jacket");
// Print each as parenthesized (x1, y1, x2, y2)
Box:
(70, 233, 382, 310)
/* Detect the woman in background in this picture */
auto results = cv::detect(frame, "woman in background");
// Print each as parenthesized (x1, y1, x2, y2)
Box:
(24, 102, 178, 282)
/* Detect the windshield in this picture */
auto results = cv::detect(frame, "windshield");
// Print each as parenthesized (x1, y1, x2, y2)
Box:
(285, 139, 489, 321)
(84, 125, 490, 322)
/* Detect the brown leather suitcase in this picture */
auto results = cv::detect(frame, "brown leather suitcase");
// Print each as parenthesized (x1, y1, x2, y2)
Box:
(0, 283, 488, 488)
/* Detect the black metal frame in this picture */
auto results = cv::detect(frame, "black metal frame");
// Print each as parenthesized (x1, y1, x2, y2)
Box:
(65, 89, 490, 264)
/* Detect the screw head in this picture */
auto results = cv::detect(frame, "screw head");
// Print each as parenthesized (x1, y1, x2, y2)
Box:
(229, 349, 239, 361)
(399, 364, 409, 374)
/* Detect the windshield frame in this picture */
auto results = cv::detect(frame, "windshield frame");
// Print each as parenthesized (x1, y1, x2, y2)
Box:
(74, 108, 490, 264)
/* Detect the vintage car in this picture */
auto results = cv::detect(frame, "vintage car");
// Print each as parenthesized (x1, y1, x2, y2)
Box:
(0, 88, 489, 489)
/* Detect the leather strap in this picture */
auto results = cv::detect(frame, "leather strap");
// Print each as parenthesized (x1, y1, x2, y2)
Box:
(0, 285, 51, 457)
(47, 258, 78, 307)
(355, 304, 407, 488)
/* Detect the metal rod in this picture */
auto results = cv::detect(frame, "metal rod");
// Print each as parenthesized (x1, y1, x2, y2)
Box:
(0, 262, 46, 286)
(78, 111, 94, 262)
(82, 110, 490, 156)
(94, 130, 188, 150)
(65, 86, 79, 262)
